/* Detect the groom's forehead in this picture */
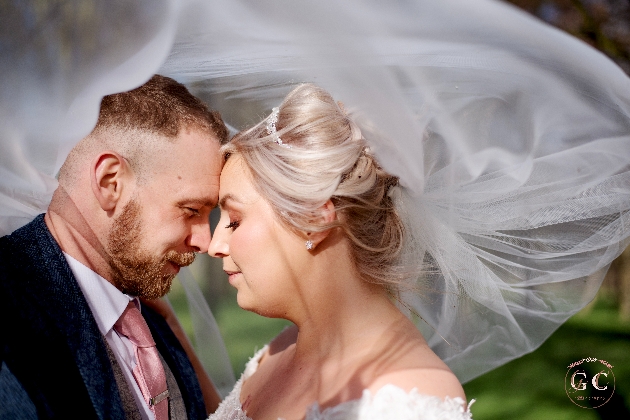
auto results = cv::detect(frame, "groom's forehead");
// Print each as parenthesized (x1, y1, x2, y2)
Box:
(142, 129, 222, 204)
(153, 127, 222, 170)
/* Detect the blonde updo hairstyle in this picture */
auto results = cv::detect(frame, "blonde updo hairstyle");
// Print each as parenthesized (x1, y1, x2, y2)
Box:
(223, 84, 406, 290)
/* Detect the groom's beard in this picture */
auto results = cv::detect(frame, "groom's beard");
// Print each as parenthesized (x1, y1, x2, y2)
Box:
(107, 198, 196, 299)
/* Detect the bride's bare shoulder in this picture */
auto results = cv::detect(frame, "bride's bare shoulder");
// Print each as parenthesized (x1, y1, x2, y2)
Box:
(367, 338, 465, 400)
(369, 366, 466, 400)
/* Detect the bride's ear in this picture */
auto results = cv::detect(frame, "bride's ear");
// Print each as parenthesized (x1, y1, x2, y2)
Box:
(305, 199, 337, 250)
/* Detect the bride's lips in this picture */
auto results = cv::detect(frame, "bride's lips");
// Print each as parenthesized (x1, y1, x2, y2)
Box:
(224, 270, 241, 285)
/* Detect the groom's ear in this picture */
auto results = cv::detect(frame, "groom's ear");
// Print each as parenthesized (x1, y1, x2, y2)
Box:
(305, 199, 337, 250)
(90, 151, 131, 212)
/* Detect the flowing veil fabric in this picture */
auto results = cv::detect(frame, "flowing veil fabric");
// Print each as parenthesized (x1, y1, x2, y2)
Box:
(0, 0, 182, 234)
(2, 0, 630, 386)
(161, 0, 630, 383)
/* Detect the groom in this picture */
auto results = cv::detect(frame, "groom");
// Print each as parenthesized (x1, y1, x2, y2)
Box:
(0, 75, 227, 419)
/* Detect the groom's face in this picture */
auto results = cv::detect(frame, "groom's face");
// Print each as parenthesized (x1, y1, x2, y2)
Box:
(107, 127, 222, 299)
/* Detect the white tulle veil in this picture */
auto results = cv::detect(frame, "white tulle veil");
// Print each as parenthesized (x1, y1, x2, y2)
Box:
(2, 0, 629, 387)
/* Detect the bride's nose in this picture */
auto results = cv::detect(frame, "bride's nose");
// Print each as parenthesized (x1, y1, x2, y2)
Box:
(208, 222, 229, 258)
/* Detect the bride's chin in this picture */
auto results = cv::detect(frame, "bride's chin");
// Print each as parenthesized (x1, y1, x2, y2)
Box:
(235, 290, 252, 311)
(236, 294, 272, 318)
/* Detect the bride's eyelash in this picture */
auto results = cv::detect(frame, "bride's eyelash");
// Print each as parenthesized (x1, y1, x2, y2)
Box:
(225, 220, 240, 230)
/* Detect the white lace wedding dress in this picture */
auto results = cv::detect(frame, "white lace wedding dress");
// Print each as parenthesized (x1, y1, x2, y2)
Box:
(209, 347, 473, 420)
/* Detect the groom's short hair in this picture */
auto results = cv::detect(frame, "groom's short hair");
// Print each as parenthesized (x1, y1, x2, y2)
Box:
(94, 74, 228, 142)
(59, 75, 228, 186)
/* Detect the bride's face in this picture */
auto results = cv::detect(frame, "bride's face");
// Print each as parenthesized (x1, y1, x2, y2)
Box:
(209, 155, 308, 317)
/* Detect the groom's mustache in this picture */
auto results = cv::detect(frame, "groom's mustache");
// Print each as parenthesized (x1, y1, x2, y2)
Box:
(166, 250, 196, 267)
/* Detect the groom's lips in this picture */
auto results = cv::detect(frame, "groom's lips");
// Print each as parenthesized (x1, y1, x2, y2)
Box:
(167, 261, 182, 274)
(164, 260, 181, 275)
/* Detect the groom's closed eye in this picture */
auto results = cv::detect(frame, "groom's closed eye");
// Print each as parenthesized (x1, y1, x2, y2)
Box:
(184, 207, 201, 217)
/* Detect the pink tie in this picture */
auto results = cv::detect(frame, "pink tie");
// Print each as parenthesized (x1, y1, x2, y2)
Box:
(114, 302, 169, 420)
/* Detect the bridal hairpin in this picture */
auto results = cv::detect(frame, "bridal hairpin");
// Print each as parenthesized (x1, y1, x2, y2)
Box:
(266, 107, 291, 148)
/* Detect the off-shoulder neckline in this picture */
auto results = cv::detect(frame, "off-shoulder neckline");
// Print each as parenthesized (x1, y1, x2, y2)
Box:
(235, 345, 473, 418)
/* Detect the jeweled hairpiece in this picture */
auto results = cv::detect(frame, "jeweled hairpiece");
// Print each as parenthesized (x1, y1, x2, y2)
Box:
(266, 107, 291, 148)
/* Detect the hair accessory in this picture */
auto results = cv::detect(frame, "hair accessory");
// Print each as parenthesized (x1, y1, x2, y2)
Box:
(305, 239, 314, 250)
(266, 107, 291, 148)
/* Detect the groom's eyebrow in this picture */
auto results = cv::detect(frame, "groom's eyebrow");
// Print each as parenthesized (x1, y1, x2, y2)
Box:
(177, 198, 216, 208)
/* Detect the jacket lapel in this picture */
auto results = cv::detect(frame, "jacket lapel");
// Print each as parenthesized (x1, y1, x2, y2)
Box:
(4, 215, 126, 419)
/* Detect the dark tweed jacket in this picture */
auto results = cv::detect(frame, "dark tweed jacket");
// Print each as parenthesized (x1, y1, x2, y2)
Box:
(0, 214, 206, 419)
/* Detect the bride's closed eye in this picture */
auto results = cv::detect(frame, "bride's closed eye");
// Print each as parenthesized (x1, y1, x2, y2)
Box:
(226, 220, 240, 230)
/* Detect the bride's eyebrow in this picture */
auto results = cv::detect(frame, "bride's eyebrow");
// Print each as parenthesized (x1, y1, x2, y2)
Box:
(218, 193, 241, 209)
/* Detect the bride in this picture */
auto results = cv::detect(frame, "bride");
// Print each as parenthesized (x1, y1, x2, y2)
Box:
(207, 83, 472, 419)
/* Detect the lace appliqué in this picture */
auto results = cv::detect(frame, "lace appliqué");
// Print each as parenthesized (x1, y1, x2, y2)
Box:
(209, 346, 268, 420)
(209, 345, 474, 420)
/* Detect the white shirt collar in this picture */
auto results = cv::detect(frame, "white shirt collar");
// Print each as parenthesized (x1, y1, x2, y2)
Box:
(63, 252, 135, 335)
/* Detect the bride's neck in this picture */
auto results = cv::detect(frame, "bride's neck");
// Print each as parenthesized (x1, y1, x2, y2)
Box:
(289, 250, 407, 364)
